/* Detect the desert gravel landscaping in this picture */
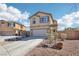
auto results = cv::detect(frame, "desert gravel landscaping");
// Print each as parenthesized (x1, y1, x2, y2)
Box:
(26, 40, 79, 56)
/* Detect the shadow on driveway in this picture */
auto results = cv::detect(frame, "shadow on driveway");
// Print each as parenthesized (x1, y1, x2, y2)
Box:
(5, 36, 45, 41)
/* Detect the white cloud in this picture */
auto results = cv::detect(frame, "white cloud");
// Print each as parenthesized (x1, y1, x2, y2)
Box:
(57, 26, 65, 31)
(7, 6, 21, 18)
(0, 3, 30, 29)
(21, 11, 30, 20)
(57, 11, 79, 31)
(0, 4, 7, 11)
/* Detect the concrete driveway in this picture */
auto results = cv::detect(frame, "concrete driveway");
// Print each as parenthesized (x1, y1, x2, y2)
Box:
(0, 37, 43, 56)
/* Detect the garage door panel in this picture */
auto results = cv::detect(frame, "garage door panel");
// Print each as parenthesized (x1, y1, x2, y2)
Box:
(32, 29, 47, 37)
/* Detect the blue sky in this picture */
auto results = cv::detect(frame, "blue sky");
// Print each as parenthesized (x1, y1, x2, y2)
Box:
(0, 3, 79, 31)
(6, 3, 78, 19)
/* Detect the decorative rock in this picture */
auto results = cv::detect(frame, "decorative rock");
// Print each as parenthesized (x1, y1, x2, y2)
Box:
(52, 42, 63, 50)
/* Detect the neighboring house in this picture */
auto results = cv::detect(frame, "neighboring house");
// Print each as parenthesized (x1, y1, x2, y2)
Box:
(64, 27, 79, 40)
(30, 11, 57, 37)
(57, 31, 67, 40)
(0, 20, 26, 36)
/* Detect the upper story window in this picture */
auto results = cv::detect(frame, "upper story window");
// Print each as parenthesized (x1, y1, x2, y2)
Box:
(1, 21, 5, 24)
(53, 29, 56, 32)
(8, 22, 15, 27)
(21, 25, 23, 29)
(32, 18, 36, 24)
(40, 16, 49, 23)
(33, 20, 36, 24)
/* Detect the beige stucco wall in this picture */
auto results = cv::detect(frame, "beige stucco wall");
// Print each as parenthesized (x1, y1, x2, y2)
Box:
(0, 21, 8, 29)
(0, 21, 14, 32)
(14, 23, 21, 30)
(0, 30, 16, 36)
(30, 25, 49, 29)
(30, 13, 54, 27)
(0, 21, 20, 31)
(21, 26, 26, 31)
(14, 24, 26, 31)
(30, 13, 57, 31)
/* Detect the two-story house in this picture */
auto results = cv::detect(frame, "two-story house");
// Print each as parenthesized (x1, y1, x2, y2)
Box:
(30, 11, 57, 37)
(0, 20, 26, 36)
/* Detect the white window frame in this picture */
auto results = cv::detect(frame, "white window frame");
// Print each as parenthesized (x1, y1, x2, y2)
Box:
(40, 16, 49, 23)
